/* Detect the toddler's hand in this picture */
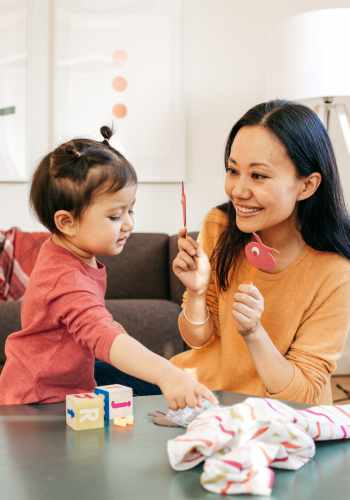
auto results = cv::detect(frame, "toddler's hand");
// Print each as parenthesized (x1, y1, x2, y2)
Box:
(232, 283, 264, 336)
(149, 400, 216, 428)
(159, 366, 218, 410)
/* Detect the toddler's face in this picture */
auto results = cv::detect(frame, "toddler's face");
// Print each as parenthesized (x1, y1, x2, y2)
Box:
(75, 183, 137, 257)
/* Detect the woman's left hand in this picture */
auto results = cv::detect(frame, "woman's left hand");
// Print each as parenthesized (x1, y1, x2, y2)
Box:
(232, 284, 264, 336)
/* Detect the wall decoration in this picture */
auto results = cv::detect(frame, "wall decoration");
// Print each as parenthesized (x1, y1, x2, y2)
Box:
(54, 0, 185, 182)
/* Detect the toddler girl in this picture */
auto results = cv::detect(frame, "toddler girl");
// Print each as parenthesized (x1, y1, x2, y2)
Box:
(0, 126, 217, 409)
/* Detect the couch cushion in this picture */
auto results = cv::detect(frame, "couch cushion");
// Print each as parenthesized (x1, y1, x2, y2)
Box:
(105, 299, 184, 359)
(0, 299, 184, 367)
(169, 232, 198, 305)
(100, 233, 170, 300)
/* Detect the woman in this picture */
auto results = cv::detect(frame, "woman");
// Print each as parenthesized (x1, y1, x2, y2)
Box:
(171, 100, 350, 404)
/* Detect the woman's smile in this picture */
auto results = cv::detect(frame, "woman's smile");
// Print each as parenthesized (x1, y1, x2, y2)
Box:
(234, 203, 264, 217)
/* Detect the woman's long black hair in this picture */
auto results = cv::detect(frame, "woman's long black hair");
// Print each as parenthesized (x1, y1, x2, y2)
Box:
(214, 100, 350, 290)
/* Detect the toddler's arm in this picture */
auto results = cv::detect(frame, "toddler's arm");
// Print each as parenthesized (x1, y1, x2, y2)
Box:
(109, 332, 218, 410)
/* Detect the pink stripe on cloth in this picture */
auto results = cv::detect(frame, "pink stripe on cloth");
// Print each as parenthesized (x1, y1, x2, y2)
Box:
(300, 408, 335, 423)
(340, 425, 348, 439)
(335, 405, 350, 418)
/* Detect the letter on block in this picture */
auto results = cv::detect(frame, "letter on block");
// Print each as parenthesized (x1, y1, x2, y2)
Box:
(66, 393, 104, 431)
(95, 384, 133, 425)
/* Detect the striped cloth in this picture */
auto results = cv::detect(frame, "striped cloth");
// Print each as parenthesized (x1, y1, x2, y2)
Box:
(167, 397, 350, 496)
(0, 227, 49, 301)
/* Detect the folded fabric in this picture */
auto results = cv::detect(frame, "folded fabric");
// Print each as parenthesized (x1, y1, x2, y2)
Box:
(167, 397, 350, 496)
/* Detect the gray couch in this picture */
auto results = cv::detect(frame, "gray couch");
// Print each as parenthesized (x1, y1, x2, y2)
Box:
(0, 232, 196, 371)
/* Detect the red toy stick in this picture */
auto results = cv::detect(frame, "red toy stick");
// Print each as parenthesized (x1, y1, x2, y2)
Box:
(244, 232, 278, 282)
(181, 181, 187, 237)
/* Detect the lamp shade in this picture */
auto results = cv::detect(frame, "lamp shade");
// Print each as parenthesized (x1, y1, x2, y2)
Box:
(266, 8, 350, 100)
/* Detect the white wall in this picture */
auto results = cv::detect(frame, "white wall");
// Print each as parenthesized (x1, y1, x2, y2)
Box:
(1, 0, 350, 234)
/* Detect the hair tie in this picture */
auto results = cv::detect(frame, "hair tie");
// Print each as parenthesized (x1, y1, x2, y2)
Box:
(61, 143, 83, 160)
(100, 125, 114, 148)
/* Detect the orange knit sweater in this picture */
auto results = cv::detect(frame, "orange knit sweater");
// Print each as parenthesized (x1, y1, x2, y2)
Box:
(171, 208, 350, 404)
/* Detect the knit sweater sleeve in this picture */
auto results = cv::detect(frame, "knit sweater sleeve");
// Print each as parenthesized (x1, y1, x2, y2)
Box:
(266, 269, 350, 404)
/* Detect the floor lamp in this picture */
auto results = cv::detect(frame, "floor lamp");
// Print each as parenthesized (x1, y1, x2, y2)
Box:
(266, 8, 350, 152)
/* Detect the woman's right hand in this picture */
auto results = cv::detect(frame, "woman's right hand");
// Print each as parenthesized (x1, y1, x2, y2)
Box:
(172, 228, 211, 295)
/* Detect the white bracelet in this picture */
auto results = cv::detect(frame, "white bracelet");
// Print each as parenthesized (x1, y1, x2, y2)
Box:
(182, 306, 210, 326)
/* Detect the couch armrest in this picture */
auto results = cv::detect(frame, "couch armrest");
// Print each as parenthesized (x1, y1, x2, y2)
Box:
(0, 298, 185, 371)
(105, 299, 184, 359)
(0, 302, 21, 366)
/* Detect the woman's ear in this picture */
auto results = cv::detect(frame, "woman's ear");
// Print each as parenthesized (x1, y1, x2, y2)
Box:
(297, 172, 322, 201)
(54, 210, 78, 237)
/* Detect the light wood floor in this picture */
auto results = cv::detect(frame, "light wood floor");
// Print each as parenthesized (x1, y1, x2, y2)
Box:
(332, 375, 350, 404)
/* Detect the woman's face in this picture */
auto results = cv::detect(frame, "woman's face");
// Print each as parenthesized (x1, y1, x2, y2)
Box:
(225, 125, 307, 239)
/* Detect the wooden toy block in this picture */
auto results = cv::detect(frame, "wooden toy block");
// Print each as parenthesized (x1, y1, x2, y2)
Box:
(95, 384, 133, 424)
(66, 392, 104, 431)
(113, 416, 134, 427)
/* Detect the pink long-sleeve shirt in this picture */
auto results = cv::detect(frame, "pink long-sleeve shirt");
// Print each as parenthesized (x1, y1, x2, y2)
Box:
(0, 239, 123, 405)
